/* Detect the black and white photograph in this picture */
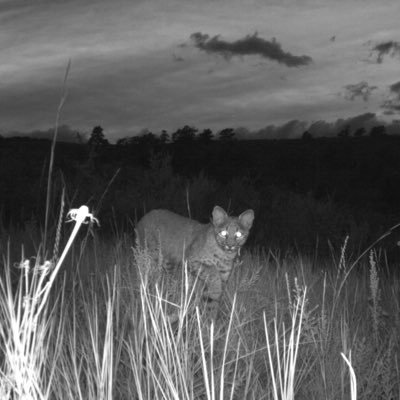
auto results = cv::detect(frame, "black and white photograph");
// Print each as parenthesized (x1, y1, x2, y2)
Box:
(1, 0, 400, 398)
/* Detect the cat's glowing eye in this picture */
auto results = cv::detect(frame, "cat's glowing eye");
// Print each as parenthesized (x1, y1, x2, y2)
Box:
(235, 231, 243, 238)
(219, 230, 228, 237)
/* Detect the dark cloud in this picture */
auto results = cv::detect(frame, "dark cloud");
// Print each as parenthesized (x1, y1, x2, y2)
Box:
(343, 81, 377, 101)
(389, 81, 400, 96)
(370, 41, 400, 63)
(251, 120, 308, 139)
(190, 32, 312, 67)
(308, 120, 336, 137)
(382, 109, 400, 116)
(309, 113, 379, 136)
(249, 113, 384, 139)
(381, 80, 400, 115)
(334, 112, 378, 130)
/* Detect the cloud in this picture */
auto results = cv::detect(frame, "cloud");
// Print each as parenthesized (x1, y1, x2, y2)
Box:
(172, 53, 185, 62)
(370, 41, 400, 63)
(334, 112, 378, 131)
(308, 113, 379, 136)
(381, 80, 400, 114)
(389, 81, 400, 99)
(251, 120, 308, 139)
(308, 114, 400, 136)
(190, 32, 312, 67)
(4, 124, 86, 143)
(343, 81, 377, 101)
(249, 113, 383, 139)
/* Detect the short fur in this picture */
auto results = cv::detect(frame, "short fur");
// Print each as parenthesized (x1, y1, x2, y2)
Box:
(136, 206, 254, 318)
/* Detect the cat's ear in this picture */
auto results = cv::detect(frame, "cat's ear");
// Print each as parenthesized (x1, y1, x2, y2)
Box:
(212, 206, 228, 226)
(239, 209, 254, 230)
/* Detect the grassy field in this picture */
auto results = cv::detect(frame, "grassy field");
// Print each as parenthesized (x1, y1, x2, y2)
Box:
(2, 70, 399, 399)
(0, 206, 398, 400)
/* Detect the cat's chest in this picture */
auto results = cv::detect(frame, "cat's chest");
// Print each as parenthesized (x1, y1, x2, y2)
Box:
(196, 248, 234, 265)
(188, 243, 237, 280)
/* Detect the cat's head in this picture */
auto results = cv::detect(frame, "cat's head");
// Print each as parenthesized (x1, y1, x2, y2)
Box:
(211, 206, 254, 253)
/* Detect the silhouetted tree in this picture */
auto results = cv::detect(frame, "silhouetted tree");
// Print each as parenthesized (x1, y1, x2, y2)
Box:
(369, 125, 387, 137)
(123, 130, 163, 148)
(86, 126, 109, 171)
(353, 127, 366, 137)
(140, 131, 156, 144)
(301, 130, 313, 140)
(218, 128, 235, 142)
(338, 125, 350, 138)
(116, 137, 130, 146)
(198, 128, 213, 143)
(159, 130, 169, 144)
(172, 125, 197, 143)
(88, 125, 109, 147)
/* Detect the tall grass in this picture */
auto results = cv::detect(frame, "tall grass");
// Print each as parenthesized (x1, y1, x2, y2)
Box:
(43, 60, 71, 258)
(264, 288, 306, 400)
(0, 222, 399, 399)
(0, 205, 97, 399)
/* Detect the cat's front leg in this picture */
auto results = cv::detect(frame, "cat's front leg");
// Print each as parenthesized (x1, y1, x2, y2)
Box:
(189, 261, 222, 319)
(202, 270, 223, 319)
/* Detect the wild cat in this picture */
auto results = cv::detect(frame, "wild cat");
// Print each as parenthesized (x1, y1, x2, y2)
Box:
(135, 206, 254, 318)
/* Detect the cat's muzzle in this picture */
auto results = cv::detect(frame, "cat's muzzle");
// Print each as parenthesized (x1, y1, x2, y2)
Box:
(224, 245, 237, 253)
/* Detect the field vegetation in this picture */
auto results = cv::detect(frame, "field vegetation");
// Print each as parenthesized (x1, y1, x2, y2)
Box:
(0, 127, 399, 399)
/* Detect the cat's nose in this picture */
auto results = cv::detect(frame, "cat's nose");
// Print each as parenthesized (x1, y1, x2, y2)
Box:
(224, 245, 236, 252)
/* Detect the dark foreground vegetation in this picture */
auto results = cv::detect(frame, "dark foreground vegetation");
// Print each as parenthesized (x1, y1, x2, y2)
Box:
(0, 130, 400, 399)
(1, 132, 400, 261)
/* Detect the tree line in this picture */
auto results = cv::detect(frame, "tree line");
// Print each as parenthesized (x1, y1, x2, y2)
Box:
(87, 125, 236, 148)
(0, 122, 393, 145)
(90, 123, 391, 147)
(301, 124, 388, 140)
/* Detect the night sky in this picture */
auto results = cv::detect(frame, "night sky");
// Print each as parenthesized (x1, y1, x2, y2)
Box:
(1, 0, 400, 141)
